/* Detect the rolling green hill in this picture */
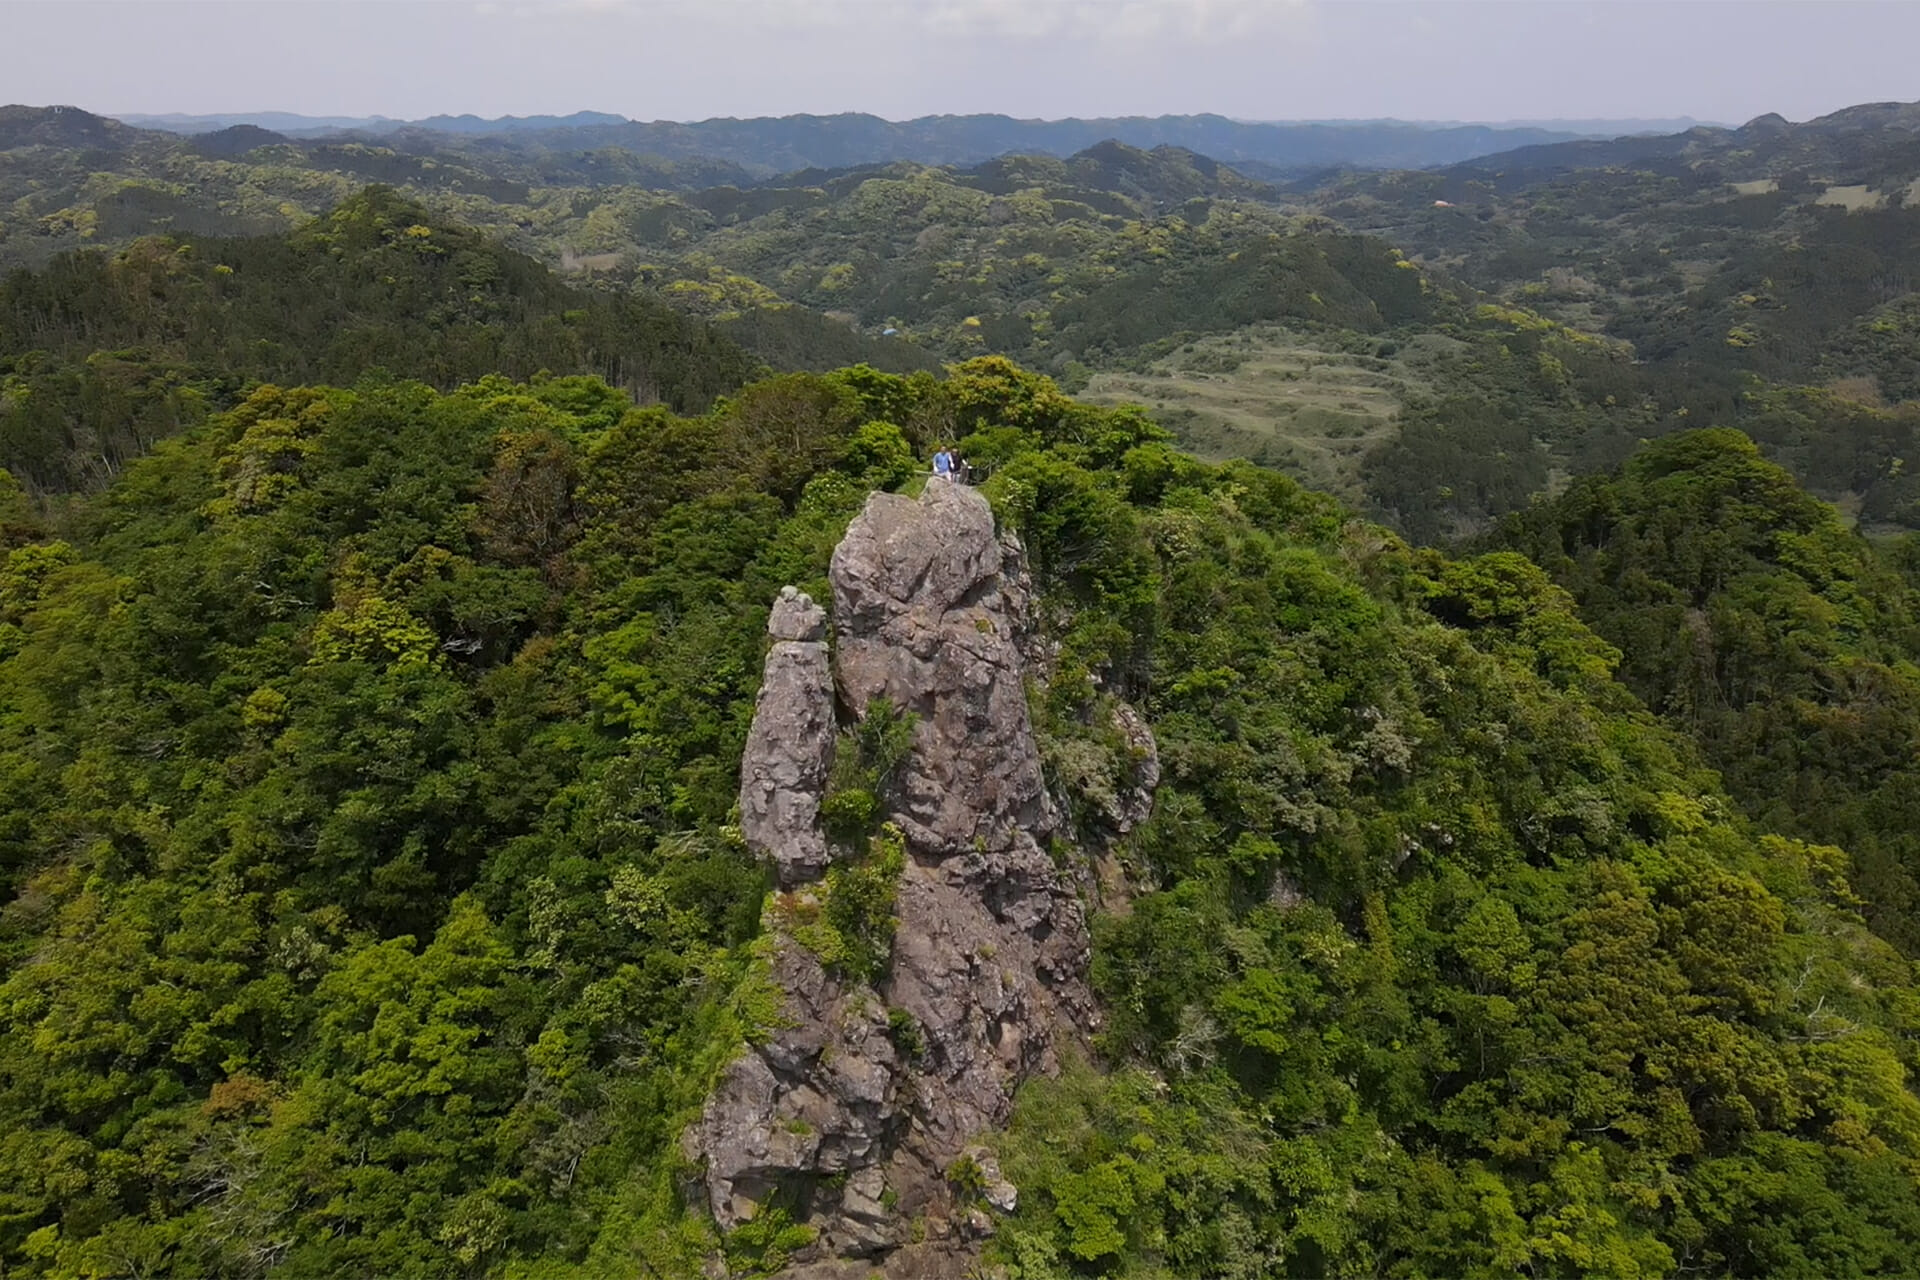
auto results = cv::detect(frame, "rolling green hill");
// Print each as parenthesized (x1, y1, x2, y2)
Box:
(0, 190, 755, 493)
(121, 107, 1598, 173)
(1492, 428, 1920, 954)
(2, 126, 1474, 522)
(10, 94, 1920, 1277)
(19, 102, 1920, 546)
(0, 189, 935, 494)
(1307, 104, 1920, 398)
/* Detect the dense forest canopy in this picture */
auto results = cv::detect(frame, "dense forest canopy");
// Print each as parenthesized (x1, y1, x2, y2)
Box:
(0, 190, 942, 496)
(3, 356, 1920, 1277)
(9, 97, 1920, 1278)
(1489, 429, 1920, 955)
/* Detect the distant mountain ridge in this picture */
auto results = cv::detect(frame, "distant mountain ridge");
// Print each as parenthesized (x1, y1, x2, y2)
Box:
(109, 108, 1604, 173)
(111, 110, 404, 133)
(0, 102, 145, 150)
(116, 109, 623, 134)
(1419, 99, 1920, 183)
(1237, 115, 1716, 135)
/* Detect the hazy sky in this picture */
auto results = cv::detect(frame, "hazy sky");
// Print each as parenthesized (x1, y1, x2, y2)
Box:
(4, 0, 1914, 125)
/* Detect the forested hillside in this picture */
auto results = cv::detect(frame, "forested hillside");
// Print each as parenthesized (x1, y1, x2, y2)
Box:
(3, 356, 1920, 1276)
(2, 146, 1470, 518)
(0, 189, 941, 495)
(593, 146, 1431, 365)
(1305, 105, 1920, 531)
(1491, 429, 1920, 955)
(12, 99, 1920, 1272)
(20, 101, 1920, 544)
(0, 105, 1577, 273)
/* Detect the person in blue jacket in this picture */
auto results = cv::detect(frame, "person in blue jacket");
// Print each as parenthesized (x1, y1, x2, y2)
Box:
(932, 446, 954, 480)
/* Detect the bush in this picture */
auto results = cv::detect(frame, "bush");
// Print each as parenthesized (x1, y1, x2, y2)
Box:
(820, 695, 918, 844)
(788, 825, 908, 982)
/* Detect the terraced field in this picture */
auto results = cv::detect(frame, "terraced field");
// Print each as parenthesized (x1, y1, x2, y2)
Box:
(1081, 326, 1454, 501)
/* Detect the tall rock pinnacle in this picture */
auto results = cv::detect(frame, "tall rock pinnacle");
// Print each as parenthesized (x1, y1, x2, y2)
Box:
(692, 482, 1109, 1278)
(738, 586, 836, 887)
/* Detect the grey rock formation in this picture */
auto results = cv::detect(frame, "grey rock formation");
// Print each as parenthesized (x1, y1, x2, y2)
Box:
(693, 935, 904, 1237)
(960, 1144, 1018, 1215)
(738, 586, 836, 887)
(694, 483, 1117, 1277)
(830, 482, 1057, 859)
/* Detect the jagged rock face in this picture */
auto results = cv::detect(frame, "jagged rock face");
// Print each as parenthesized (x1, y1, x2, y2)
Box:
(830, 482, 1056, 859)
(1103, 700, 1163, 837)
(694, 935, 904, 1232)
(694, 483, 1112, 1277)
(738, 586, 835, 887)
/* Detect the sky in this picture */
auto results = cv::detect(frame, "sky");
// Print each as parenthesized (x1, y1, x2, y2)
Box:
(3, 0, 1915, 126)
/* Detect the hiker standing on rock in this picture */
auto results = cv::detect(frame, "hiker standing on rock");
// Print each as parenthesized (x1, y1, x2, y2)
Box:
(932, 445, 954, 481)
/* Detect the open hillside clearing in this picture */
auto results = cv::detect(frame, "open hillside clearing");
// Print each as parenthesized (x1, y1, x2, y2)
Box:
(1081, 325, 1454, 501)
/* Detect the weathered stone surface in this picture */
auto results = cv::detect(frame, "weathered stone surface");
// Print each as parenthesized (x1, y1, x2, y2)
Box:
(769, 583, 828, 642)
(692, 483, 1127, 1277)
(738, 588, 836, 887)
(962, 1144, 1018, 1215)
(830, 481, 1057, 859)
(690, 934, 904, 1232)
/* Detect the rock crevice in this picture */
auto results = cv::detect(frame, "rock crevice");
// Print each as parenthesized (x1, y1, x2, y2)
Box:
(693, 482, 1119, 1276)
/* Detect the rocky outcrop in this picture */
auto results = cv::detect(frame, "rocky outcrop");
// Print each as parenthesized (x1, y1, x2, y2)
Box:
(1102, 699, 1163, 837)
(692, 482, 1118, 1277)
(738, 587, 836, 887)
(831, 485, 1057, 860)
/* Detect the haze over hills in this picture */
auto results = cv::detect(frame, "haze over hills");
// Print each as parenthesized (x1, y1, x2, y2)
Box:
(121, 109, 1714, 140)
(107, 108, 1609, 174)
(112, 110, 409, 134)
(1234, 115, 1716, 135)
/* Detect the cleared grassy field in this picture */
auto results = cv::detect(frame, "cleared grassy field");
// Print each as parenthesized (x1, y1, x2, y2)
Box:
(1815, 184, 1886, 211)
(1081, 326, 1452, 501)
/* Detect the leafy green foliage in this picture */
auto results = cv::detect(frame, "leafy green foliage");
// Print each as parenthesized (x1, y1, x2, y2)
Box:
(6, 353, 1920, 1278)
(722, 1206, 817, 1277)
(0, 363, 922, 1275)
(1492, 428, 1920, 954)
(820, 695, 919, 844)
(886, 1006, 926, 1061)
(0, 189, 756, 493)
(977, 416, 1920, 1278)
(783, 826, 908, 983)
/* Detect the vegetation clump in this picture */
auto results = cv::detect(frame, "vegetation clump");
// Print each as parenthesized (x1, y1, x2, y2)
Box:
(722, 1205, 816, 1277)
(819, 695, 918, 844)
(783, 825, 908, 983)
